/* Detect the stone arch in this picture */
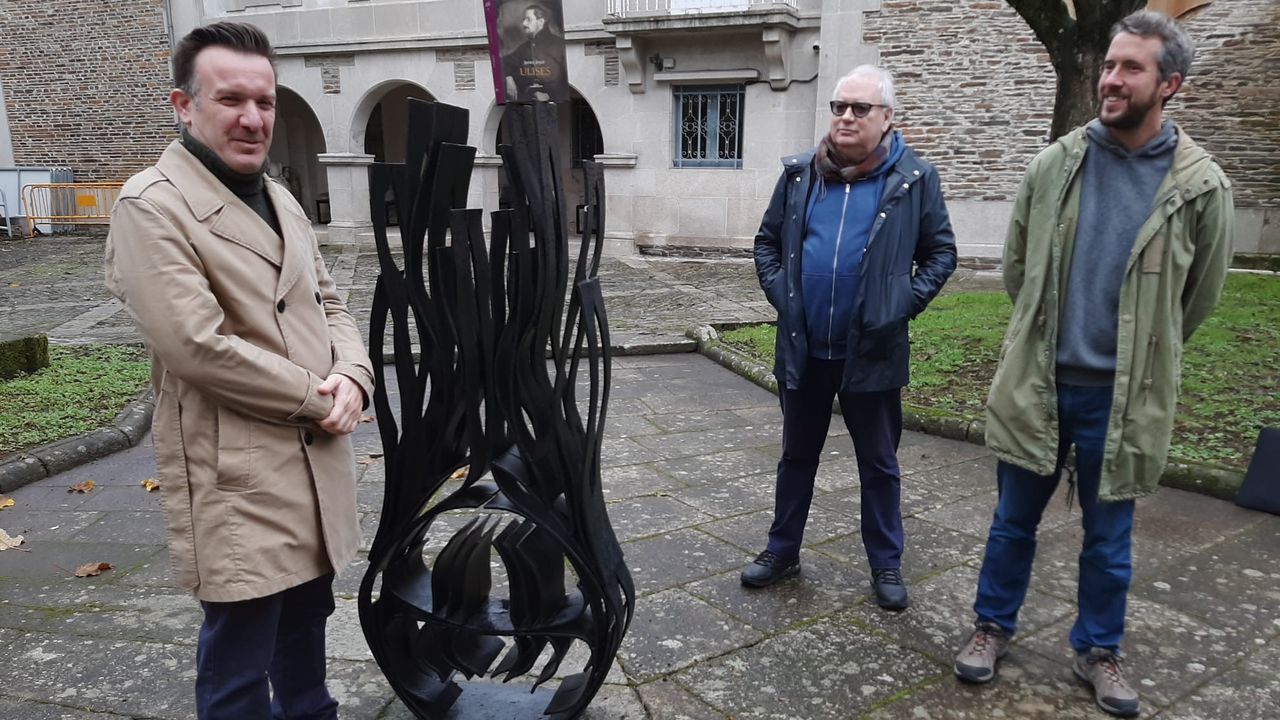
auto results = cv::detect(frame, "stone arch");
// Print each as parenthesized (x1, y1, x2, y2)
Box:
(349, 80, 435, 164)
(270, 85, 328, 222)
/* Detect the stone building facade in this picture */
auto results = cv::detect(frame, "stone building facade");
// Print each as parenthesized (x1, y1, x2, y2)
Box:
(0, 0, 1275, 256)
(0, 0, 175, 182)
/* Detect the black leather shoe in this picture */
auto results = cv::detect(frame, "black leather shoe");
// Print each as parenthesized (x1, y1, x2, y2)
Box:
(740, 550, 800, 588)
(871, 568, 909, 610)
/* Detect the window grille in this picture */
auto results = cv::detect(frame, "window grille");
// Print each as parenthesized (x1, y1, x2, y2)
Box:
(672, 85, 744, 169)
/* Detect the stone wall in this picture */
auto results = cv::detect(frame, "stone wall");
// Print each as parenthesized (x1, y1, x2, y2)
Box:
(863, 0, 1279, 208)
(0, 1, 174, 182)
(862, 0, 1056, 202)
(1175, 0, 1280, 207)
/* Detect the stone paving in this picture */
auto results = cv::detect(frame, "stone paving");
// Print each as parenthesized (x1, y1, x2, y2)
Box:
(1, 234, 1278, 719)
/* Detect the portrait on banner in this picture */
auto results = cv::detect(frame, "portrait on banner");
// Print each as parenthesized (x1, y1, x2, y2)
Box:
(484, 0, 570, 103)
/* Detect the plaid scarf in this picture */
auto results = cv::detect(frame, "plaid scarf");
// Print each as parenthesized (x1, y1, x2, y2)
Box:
(814, 129, 894, 183)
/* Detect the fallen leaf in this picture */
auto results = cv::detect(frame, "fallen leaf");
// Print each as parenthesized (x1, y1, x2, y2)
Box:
(73, 561, 112, 577)
(140, 478, 160, 492)
(0, 495, 14, 510)
(0, 529, 25, 551)
(449, 466, 469, 480)
(359, 414, 376, 424)
(68, 480, 96, 494)
(8, 283, 18, 288)
(358, 453, 383, 466)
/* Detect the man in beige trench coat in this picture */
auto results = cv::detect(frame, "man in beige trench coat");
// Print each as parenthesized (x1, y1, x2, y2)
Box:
(105, 22, 373, 720)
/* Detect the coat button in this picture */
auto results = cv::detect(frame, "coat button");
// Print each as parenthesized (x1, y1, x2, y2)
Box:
(277, 299, 286, 313)
(879, 212, 886, 218)
(794, 177, 800, 182)
(789, 252, 795, 258)
(789, 291, 794, 297)
(902, 182, 909, 189)
(304, 432, 314, 446)
(790, 331, 797, 338)
(314, 291, 322, 305)
(913, 170, 920, 176)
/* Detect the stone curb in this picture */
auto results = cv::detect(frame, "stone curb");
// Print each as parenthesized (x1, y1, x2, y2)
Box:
(0, 390, 155, 494)
(686, 324, 1246, 501)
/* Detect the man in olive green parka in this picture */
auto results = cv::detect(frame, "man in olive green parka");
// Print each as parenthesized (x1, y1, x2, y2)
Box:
(952, 10, 1232, 719)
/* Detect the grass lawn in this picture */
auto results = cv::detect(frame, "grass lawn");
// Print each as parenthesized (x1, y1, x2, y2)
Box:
(0, 344, 151, 456)
(720, 273, 1279, 471)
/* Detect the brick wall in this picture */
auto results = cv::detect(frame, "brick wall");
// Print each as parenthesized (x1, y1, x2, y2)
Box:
(864, 0, 1279, 207)
(0, 1, 174, 182)
(1175, 0, 1280, 207)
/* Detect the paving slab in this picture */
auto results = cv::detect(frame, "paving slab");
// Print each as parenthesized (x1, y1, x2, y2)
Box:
(618, 588, 763, 683)
(810, 516, 987, 582)
(865, 650, 1102, 720)
(837, 565, 1074, 665)
(684, 549, 870, 634)
(1019, 596, 1255, 708)
(1, 633, 196, 717)
(633, 678, 729, 720)
(601, 463, 687, 502)
(0, 699, 136, 719)
(674, 610, 942, 719)
(1154, 641, 1280, 720)
(620, 528, 754, 597)
(649, 448, 778, 486)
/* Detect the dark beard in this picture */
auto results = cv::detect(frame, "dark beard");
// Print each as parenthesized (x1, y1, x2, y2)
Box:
(1099, 91, 1158, 130)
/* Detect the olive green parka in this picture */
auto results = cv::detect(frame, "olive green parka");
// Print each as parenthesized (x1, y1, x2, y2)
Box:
(984, 126, 1233, 502)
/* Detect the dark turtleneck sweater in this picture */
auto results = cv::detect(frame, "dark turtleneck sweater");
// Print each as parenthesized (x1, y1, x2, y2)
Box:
(181, 130, 282, 237)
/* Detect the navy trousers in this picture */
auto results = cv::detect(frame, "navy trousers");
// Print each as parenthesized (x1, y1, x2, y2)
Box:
(766, 358, 904, 569)
(196, 572, 339, 720)
(973, 384, 1136, 653)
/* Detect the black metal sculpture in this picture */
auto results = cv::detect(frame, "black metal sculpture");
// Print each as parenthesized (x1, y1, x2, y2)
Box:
(358, 98, 634, 719)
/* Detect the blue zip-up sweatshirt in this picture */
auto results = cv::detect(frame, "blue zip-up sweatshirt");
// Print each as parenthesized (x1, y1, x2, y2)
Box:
(801, 133, 905, 359)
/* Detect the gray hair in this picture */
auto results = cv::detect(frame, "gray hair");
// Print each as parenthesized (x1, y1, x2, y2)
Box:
(832, 65, 896, 111)
(1111, 10, 1195, 82)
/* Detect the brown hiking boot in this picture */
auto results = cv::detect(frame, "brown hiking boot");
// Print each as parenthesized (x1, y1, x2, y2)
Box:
(953, 622, 1010, 683)
(1073, 648, 1140, 717)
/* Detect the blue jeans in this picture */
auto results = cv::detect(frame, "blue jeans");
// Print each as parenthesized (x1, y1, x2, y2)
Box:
(973, 384, 1136, 653)
(766, 358, 904, 569)
(196, 573, 339, 720)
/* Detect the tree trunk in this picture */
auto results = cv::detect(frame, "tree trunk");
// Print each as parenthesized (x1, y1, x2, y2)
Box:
(1049, 46, 1107, 141)
(1007, 0, 1147, 141)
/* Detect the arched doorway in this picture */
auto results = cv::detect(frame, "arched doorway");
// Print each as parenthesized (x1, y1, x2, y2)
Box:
(352, 82, 435, 226)
(362, 83, 436, 164)
(493, 91, 602, 233)
(269, 87, 327, 223)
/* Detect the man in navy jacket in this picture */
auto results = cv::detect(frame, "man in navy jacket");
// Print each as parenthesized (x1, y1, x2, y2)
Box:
(745, 65, 957, 610)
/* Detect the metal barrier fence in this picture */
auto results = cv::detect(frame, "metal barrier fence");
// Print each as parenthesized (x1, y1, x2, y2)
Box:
(21, 182, 123, 236)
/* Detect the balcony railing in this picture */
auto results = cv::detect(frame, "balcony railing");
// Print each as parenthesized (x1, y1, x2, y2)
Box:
(606, 0, 798, 17)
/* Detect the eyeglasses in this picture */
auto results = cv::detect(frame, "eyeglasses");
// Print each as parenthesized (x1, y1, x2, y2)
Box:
(829, 100, 888, 118)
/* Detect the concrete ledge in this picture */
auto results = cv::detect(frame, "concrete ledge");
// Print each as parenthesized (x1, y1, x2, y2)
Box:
(0, 389, 154, 493)
(688, 323, 1246, 500)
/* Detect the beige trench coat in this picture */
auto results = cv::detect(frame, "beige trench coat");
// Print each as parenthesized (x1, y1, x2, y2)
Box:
(105, 141, 374, 602)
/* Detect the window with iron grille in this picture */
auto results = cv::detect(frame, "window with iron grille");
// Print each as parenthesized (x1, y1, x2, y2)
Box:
(672, 85, 744, 169)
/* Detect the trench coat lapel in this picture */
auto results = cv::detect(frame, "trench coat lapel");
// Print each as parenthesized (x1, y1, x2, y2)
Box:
(157, 141, 284, 268)
(267, 180, 313, 300)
